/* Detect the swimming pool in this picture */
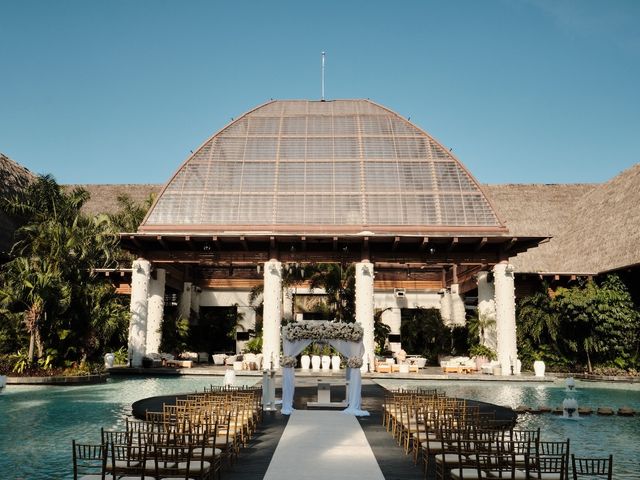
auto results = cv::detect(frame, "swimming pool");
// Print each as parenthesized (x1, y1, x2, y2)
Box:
(0, 376, 258, 479)
(375, 378, 640, 479)
(2, 376, 638, 479)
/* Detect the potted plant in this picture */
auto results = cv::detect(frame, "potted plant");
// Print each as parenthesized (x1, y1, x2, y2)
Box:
(532, 352, 546, 377)
(300, 344, 311, 370)
(469, 344, 497, 370)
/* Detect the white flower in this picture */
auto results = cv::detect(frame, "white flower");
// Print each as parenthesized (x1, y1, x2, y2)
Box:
(281, 355, 297, 368)
(347, 356, 363, 368)
(282, 321, 364, 342)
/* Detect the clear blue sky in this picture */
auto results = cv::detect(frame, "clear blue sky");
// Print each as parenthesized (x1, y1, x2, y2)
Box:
(1, 0, 638, 185)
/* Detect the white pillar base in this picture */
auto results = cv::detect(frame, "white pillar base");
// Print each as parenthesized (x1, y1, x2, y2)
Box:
(262, 260, 283, 370)
(494, 262, 518, 375)
(356, 261, 375, 372)
(128, 259, 151, 367)
(146, 268, 166, 355)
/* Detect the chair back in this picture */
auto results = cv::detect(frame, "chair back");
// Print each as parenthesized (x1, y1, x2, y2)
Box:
(72, 440, 107, 480)
(571, 454, 613, 480)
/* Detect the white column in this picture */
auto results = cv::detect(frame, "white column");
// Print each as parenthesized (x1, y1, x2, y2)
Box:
(128, 258, 151, 367)
(477, 271, 497, 350)
(450, 285, 466, 327)
(494, 262, 518, 375)
(262, 260, 282, 370)
(178, 282, 192, 321)
(146, 268, 165, 355)
(356, 261, 375, 372)
(190, 286, 200, 323)
(440, 290, 452, 325)
(282, 287, 294, 321)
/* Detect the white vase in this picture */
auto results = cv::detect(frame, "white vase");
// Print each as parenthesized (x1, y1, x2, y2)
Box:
(104, 353, 115, 368)
(533, 360, 546, 377)
(331, 355, 341, 371)
(321, 355, 331, 370)
(311, 355, 321, 371)
(300, 354, 311, 370)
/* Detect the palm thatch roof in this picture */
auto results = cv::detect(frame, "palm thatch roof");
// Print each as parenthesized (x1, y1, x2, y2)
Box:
(71, 184, 160, 216)
(0, 153, 36, 257)
(506, 163, 640, 274)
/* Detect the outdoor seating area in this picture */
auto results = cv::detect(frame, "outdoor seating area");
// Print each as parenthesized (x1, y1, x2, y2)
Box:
(375, 356, 425, 374)
(382, 388, 614, 480)
(71, 385, 263, 480)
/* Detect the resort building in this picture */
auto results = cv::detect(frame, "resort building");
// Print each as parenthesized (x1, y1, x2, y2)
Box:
(1, 100, 638, 372)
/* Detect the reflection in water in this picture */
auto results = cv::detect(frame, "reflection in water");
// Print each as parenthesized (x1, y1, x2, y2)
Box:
(0, 376, 259, 479)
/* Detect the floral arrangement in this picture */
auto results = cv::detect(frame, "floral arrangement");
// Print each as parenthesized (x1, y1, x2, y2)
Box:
(347, 356, 363, 368)
(281, 356, 297, 368)
(282, 321, 364, 343)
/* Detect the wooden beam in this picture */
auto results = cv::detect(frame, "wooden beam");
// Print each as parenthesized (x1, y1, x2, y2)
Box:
(240, 236, 248, 250)
(157, 236, 168, 250)
(333, 237, 338, 251)
(301, 236, 307, 251)
(447, 237, 459, 252)
(129, 235, 142, 248)
(504, 237, 518, 252)
(419, 236, 429, 250)
(475, 237, 488, 252)
(185, 236, 195, 251)
(392, 236, 400, 252)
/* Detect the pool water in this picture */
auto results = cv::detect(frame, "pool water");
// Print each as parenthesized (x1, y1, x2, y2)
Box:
(0, 377, 258, 479)
(2, 377, 639, 479)
(375, 379, 640, 479)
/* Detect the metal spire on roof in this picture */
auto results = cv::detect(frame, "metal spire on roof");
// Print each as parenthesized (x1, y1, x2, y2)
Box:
(321, 51, 326, 101)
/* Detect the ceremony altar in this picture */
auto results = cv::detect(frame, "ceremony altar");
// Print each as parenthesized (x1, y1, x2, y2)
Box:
(280, 321, 369, 416)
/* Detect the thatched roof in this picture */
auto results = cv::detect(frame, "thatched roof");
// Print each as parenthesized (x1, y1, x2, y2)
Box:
(500, 163, 640, 274)
(0, 153, 36, 257)
(71, 184, 160, 216)
(75, 167, 640, 275)
(4, 151, 636, 276)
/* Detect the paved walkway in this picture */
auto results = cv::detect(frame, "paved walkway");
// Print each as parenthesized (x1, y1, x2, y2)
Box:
(264, 410, 385, 480)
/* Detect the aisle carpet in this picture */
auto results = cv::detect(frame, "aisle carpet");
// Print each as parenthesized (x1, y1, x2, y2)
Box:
(263, 410, 385, 480)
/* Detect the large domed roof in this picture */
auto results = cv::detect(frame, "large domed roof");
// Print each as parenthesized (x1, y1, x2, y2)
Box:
(140, 99, 505, 235)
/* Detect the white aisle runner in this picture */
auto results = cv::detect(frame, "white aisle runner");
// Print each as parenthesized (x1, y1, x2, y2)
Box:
(264, 410, 385, 480)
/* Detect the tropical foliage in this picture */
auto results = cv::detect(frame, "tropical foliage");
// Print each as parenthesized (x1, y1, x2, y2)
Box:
(0, 176, 146, 374)
(400, 307, 454, 363)
(517, 276, 640, 373)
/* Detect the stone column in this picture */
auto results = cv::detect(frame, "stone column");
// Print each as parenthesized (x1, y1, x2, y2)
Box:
(262, 260, 282, 370)
(440, 290, 452, 325)
(282, 287, 294, 321)
(355, 261, 375, 372)
(146, 268, 165, 355)
(477, 271, 497, 350)
(128, 258, 150, 367)
(190, 286, 200, 323)
(178, 282, 192, 321)
(494, 262, 518, 375)
(450, 285, 466, 327)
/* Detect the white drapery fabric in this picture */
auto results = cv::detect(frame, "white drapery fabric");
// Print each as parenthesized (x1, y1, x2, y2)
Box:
(281, 338, 368, 416)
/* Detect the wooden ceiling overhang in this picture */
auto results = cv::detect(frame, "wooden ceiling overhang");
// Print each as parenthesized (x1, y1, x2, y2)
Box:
(119, 228, 548, 293)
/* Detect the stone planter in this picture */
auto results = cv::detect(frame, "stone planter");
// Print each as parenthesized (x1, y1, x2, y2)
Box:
(533, 360, 546, 377)
(311, 355, 321, 371)
(331, 355, 341, 371)
(321, 355, 331, 370)
(301, 354, 311, 370)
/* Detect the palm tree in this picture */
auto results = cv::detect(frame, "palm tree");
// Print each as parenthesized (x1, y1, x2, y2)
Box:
(1, 175, 123, 365)
(308, 263, 355, 322)
(0, 256, 70, 362)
